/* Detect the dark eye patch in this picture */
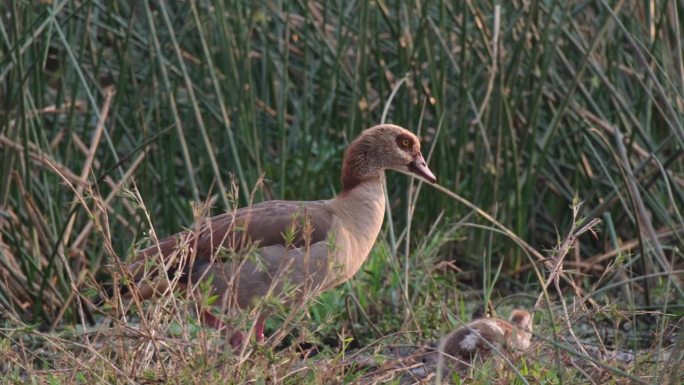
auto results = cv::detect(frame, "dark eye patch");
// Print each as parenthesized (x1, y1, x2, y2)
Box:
(395, 134, 415, 151)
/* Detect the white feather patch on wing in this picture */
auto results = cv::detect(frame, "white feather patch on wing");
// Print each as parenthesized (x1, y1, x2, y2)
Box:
(459, 332, 482, 351)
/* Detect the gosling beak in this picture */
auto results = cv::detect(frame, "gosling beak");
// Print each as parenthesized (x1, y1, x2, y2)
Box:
(408, 153, 437, 183)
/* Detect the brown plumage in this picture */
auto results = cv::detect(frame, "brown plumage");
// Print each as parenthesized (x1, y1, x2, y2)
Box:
(437, 309, 533, 380)
(115, 124, 436, 344)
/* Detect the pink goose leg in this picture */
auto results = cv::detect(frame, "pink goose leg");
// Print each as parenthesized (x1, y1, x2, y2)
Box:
(202, 310, 244, 348)
(255, 316, 266, 343)
(202, 310, 226, 330)
(203, 311, 267, 346)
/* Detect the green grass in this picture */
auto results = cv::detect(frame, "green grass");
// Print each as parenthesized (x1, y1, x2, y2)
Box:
(1, 0, 683, 383)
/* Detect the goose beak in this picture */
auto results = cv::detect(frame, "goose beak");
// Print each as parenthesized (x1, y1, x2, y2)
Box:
(408, 153, 437, 183)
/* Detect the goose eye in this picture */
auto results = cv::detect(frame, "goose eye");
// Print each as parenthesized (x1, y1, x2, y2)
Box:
(401, 139, 410, 147)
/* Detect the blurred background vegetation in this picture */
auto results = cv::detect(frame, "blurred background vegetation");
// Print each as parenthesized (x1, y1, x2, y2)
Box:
(0, 0, 682, 369)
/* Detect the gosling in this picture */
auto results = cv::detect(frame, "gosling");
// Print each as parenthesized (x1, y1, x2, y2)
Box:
(437, 309, 533, 381)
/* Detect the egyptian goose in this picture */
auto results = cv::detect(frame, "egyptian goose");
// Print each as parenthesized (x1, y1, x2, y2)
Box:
(437, 309, 533, 380)
(117, 124, 436, 344)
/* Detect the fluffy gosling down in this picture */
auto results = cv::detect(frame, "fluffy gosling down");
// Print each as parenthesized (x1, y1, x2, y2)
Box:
(437, 309, 533, 380)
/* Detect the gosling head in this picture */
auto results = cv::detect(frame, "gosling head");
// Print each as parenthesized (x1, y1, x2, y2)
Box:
(342, 124, 437, 191)
(509, 309, 533, 332)
(508, 309, 533, 350)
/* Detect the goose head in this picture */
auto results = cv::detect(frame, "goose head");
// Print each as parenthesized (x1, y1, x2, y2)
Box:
(341, 124, 437, 191)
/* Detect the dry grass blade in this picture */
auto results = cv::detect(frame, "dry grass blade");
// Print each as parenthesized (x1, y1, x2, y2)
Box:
(61, 87, 115, 245)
